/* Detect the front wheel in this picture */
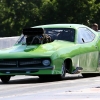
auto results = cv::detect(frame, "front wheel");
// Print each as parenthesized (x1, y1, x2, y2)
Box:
(39, 63, 66, 81)
(56, 63, 66, 80)
(0, 76, 11, 83)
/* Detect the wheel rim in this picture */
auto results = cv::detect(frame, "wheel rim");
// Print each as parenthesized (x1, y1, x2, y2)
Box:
(61, 64, 66, 77)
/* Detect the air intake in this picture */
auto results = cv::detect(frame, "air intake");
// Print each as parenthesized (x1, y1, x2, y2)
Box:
(23, 28, 44, 35)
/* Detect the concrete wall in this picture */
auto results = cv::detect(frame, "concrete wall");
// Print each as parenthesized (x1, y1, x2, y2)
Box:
(0, 36, 19, 49)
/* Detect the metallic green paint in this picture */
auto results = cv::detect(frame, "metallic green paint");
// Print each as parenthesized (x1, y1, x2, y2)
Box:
(0, 24, 100, 77)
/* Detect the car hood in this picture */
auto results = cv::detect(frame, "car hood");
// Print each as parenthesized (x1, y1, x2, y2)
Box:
(0, 40, 75, 58)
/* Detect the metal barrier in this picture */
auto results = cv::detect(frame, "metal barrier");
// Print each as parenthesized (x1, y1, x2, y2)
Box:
(0, 36, 19, 49)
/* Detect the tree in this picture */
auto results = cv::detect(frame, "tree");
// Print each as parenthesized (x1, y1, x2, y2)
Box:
(56, 0, 99, 26)
(0, 0, 100, 37)
(39, 0, 58, 24)
(39, 0, 100, 26)
(93, 0, 100, 28)
(0, 0, 40, 36)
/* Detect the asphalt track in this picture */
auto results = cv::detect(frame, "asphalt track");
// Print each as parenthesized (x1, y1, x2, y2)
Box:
(0, 74, 100, 100)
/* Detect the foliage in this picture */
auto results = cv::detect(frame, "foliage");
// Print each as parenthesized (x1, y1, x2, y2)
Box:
(0, 0, 100, 37)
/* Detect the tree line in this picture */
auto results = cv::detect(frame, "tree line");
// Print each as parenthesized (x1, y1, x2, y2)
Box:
(0, 0, 100, 37)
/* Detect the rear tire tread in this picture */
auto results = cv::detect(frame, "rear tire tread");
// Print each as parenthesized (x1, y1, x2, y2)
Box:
(0, 76, 11, 83)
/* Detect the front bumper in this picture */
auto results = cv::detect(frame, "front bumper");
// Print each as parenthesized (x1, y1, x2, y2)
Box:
(0, 66, 54, 75)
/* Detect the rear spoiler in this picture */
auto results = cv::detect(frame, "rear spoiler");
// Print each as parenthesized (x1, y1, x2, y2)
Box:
(23, 28, 44, 35)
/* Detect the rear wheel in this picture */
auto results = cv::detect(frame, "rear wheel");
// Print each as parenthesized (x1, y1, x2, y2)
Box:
(82, 73, 99, 78)
(0, 76, 11, 83)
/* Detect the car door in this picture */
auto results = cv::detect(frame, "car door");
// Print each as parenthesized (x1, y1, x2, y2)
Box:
(96, 33, 100, 71)
(77, 27, 99, 72)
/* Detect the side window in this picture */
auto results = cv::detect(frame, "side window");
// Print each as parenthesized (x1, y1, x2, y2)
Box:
(77, 28, 95, 44)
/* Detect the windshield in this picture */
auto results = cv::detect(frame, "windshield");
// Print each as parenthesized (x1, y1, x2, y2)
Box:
(15, 28, 75, 45)
(15, 34, 26, 45)
(45, 28, 75, 42)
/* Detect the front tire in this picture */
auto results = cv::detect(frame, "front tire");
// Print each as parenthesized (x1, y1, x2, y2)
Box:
(0, 76, 11, 83)
(56, 63, 66, 80)
(39, 63, 66, 81)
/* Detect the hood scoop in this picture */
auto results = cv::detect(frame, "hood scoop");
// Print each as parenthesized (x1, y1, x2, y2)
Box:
(24, 45, 38, 52)
(9, 45, 38, 53)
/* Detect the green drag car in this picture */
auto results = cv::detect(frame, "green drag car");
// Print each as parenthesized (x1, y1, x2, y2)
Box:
(0, 24, 100, 83)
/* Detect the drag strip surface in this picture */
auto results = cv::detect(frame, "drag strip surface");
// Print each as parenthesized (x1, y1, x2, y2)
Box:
(0, 74, 100, 100)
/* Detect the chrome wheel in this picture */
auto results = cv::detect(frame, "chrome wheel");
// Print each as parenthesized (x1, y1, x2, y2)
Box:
(56, 63, 66, 80)
(60, 63, 66, 78)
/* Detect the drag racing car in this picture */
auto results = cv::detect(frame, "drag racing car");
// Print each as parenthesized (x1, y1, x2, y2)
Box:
(0, 24, 100, 83)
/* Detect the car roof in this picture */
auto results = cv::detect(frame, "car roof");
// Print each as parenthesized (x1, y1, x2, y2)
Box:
(32, 24, 86, 29)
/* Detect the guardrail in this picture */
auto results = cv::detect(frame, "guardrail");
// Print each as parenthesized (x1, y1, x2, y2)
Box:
(0, 36, 19, 49)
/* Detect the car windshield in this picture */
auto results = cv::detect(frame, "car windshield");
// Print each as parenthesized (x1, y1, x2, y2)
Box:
(45, 28, 75, 42)
(15, 28, 75, 45)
